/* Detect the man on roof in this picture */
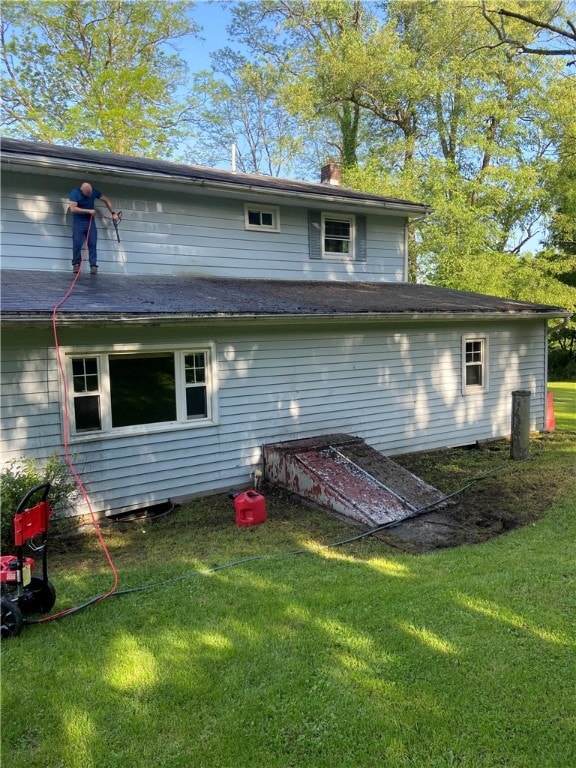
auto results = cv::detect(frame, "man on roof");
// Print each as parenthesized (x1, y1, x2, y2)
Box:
(68, 182, 120, 274)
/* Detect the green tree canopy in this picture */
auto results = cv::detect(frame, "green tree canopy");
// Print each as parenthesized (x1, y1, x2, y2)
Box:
(1, 0, 198, 156)
(185, 49, 308, 176)
(226, 0, 575, 307)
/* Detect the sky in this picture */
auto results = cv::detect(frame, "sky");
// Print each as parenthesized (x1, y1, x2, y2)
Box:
(181, 0, 238, 74)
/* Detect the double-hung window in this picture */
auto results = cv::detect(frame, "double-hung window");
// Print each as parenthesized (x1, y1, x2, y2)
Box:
(67, 345, 216, 437)
(462, 336, 488, 393)
(308, 211, 366, 262)
(323, 214, 354, 257)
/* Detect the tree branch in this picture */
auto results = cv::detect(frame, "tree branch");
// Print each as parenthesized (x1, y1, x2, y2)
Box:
(481, 1, 576, 63)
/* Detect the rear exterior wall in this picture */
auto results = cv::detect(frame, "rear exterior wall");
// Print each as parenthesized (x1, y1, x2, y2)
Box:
(1, 170, 407, 282)
(0, 318, 547, 515)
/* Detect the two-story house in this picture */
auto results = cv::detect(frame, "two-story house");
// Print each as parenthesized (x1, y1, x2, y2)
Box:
(1, 138, 569, 516)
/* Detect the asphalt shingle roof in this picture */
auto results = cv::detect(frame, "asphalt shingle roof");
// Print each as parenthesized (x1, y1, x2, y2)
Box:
(1, 270, 567, 322)
(0, 137, 430, 212)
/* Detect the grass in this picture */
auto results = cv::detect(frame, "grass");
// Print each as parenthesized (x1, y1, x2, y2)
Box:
(2, 384, 575, 768)
(550, 381, 576, 431)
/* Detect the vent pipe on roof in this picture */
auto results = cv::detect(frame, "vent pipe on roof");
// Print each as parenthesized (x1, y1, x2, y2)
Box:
(320, 162, 342, 186)
(231, 142, 237, 174)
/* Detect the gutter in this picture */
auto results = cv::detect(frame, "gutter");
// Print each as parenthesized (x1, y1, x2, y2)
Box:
(0, 153, 433, 217)
(2, 309, 570, 328)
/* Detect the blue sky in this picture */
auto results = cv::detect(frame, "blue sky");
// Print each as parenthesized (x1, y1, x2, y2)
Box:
(181, 0, 237, 73)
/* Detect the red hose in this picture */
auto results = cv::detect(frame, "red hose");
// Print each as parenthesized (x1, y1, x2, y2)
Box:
(39, 214, 119, 623)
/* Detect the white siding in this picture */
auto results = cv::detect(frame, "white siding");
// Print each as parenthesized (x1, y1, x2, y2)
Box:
(1, 171, 406, 281)
(1, 319, 547, 515)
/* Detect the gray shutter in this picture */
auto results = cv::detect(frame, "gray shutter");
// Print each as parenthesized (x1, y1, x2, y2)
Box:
(355, 215, 367, 262)
(308, 210, 322, 260)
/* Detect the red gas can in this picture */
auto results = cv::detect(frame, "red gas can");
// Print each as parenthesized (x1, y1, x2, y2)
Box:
(234, 491, 267, 526)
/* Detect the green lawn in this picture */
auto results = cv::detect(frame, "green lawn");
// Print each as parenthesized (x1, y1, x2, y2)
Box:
(2, 384, 575, 768)
(549, 381, 576, 431)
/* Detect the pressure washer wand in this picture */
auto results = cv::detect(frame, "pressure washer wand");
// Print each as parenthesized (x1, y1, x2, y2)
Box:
(112, 211, 122, 242)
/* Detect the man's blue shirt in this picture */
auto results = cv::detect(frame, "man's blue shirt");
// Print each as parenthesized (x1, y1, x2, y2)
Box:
(69, 187, 102, 218)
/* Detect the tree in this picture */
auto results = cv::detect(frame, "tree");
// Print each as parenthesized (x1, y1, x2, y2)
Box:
(230, 0, 574, 305)
(481, 0, 576, 63)
(185, 49, 307, 176)
(229, 0, 376, 170)
(1, 0, 198, 156)
(339, 2, 563, 284)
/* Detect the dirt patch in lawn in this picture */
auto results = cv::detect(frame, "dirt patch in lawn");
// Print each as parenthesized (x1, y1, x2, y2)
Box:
(370, 499, 522, 554)
(48, 433, 574, 560)
(360, 436, 570, 554)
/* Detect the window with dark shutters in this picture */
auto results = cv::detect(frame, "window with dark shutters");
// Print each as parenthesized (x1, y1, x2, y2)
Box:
(308, 211, 367, 262)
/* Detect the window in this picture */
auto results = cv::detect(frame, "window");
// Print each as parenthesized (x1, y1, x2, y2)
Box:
(308, 211, 366, 262)
(67, 346, 216, 437)
(244, 204, 280, 232)
(462, 337, 488, 393)
(323, 214, 353, 256)
(71, 357, 102, 431)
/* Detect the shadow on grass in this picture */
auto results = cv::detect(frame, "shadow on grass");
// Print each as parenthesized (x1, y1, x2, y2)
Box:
(3, 491, 576, 768)
(4, 419, 575, 767)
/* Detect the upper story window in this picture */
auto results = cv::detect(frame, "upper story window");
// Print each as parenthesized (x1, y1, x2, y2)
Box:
(323, 214, 354, 257)
(244, 203, 280, 232)
(66, 345, 217, 439)
(308, 211, 366, 262)
(462, 336, 488, 394)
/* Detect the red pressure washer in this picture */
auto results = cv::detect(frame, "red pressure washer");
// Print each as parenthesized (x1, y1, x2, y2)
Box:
(1, 483, 57, 639)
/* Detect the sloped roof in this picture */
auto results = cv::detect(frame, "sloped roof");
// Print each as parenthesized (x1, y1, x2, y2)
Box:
(0, 137, 431, 214)
(1, 270, 568, 325)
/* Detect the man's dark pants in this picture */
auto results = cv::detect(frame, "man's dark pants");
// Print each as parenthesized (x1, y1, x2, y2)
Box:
(72, 218, 97, 267)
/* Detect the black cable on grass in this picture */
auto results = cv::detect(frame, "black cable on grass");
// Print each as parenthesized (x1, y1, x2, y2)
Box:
(24, 459, 528, 626)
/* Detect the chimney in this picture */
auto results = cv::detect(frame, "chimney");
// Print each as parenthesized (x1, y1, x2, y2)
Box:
(320, 162, 342, 186)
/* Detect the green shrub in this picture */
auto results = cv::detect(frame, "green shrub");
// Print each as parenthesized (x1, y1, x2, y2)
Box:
(0, 454, 76, 553)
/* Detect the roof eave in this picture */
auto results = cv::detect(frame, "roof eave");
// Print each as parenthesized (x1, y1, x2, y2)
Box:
(1, 309, 569, 328)
(1, 152, 433, 216)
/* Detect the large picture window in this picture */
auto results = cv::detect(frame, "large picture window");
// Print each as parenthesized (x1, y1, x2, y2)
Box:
(67, 346, 216, 437)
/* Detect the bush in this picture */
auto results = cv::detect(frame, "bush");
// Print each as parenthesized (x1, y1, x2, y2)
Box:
(0, 454, 76, 553)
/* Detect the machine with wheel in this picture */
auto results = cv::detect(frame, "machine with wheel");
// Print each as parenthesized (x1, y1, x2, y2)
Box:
(1, 483, 57, 638)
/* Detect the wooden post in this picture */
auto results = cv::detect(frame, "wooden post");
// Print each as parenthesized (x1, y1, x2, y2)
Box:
(510, 390, 531, 460)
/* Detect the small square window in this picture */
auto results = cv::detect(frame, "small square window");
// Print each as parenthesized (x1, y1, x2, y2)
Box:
(244, 204, 280, 232)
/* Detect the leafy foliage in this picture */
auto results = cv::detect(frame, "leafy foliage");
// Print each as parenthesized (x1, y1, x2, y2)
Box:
(0, 453, 77, 553)
(1, 0, 198, 155)
(549, 324, 576, 380)
(224, 0, 575, 315)
(481, 0, 576, 63)
(186, 49, 308, 175)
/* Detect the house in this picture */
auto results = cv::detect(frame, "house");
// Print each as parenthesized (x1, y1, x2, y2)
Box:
(0, 137, 569, 516)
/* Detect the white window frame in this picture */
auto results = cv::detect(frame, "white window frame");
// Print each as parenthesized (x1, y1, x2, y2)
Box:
(462, 336, 489, 394)
(244, 203, 280, 232)
(321, 213, 355, 259)
(63, 343, 218, 441)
